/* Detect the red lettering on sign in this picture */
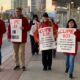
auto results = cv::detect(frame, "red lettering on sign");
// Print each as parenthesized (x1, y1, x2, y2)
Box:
(63, 34, 70, 38)
(40, 28, 51, 36)
(59, 29, 74, 34)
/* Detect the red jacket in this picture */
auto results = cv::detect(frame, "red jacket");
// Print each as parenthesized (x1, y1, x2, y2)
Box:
(65, 29, 80, 56)
(41, 21, 52, 28)
(0, 19, 6, 46)
(53, 23, 58, 40)
(8, 16, 30, 43)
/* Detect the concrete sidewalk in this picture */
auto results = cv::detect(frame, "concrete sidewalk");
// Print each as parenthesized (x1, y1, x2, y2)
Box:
(19, 53, 80, 80)
(0, 41, 32, 80)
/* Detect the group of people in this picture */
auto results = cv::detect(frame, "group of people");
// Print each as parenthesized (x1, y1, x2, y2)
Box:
(0, 7, 80, 79)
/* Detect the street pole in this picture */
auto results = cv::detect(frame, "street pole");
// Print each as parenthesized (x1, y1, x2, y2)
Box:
(67, 3, 71, 21)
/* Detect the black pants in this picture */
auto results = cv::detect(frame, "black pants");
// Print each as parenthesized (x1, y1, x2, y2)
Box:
(30, 35, 39, 55)
(53, 49, 56, 58)
(35, 42, 39, 54)
(0, 46, 2, 65)
(42, 49, 52, 68)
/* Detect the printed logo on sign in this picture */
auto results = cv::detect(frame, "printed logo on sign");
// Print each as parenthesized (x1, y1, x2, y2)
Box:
(58, 29, 75, 34)
(39, 28, 51, 36)
(63, 34, 70, 38)
(12, 35, 19, 39)
(12, 30, 16, 34)
(13, 20, 21, 28)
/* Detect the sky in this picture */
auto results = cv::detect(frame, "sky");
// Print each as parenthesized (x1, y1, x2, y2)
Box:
(0, 0, 55, 12)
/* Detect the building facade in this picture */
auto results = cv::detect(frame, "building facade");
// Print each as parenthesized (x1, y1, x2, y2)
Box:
(31, 0, 46, 16)
(11, 0, 28, 15)
(11, 0, 46, 16)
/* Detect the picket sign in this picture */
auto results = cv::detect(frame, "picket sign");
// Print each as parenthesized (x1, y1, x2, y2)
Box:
(10, 19, 22, 42)
(39, 27, 55, 51)
(57, 28, 76, 53)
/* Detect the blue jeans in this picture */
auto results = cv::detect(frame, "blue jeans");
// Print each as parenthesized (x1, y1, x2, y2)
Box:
(66, 55, 75, 74)
(0, 46, 2, 65)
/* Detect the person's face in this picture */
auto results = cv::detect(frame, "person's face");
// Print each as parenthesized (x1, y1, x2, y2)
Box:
(34, 17, 37, 20)
(42, 17, 48, 22)
(15, 9, 22, 17)
(68, 21, 74, 28)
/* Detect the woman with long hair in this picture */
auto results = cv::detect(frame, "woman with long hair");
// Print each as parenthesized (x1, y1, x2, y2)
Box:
(65, 19, 80, 79)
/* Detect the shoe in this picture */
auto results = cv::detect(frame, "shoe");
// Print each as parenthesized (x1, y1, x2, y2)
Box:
(14, 65, 20, 70)
(43, 67, 47, 71)
(22, 66, 26, 71)
(48, 67, 51, 70)
(69, 74, 73, 79)
(65, 68, 68, 73)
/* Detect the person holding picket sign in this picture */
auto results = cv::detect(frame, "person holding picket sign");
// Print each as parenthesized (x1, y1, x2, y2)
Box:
(8, 7, 30, 71)
(50, 18, 58, 58)
(64, 19, 80, 79)
(34, 13, 55, 71)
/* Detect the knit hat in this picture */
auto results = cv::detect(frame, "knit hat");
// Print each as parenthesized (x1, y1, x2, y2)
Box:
(43, 12, 49, 18)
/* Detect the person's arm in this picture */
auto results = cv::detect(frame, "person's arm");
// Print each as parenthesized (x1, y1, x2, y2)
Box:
(75, 29, 80, 41)
(0, 20, 6, 34)
(22, 17, 30, 31)
(33, 26, 39, 43)
(7, 23, 11, 40)
(53, 24, 58, 41)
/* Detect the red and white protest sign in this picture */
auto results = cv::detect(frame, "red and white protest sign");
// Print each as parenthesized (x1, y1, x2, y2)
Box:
(10, 19, 22, 42)
(57, 28, 76, 53)
(39, 27, 55, 51)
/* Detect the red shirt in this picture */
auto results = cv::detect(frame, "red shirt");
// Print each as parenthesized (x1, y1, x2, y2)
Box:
(40, 21, 53, 28)
(0, 19, 6, 46)
(8, 16, 30, 43)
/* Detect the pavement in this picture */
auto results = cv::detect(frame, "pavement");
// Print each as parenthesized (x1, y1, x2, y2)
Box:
(2, 32, 13, 62)
(1, 41, 80, 80)
(19, 52, 80, 80)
